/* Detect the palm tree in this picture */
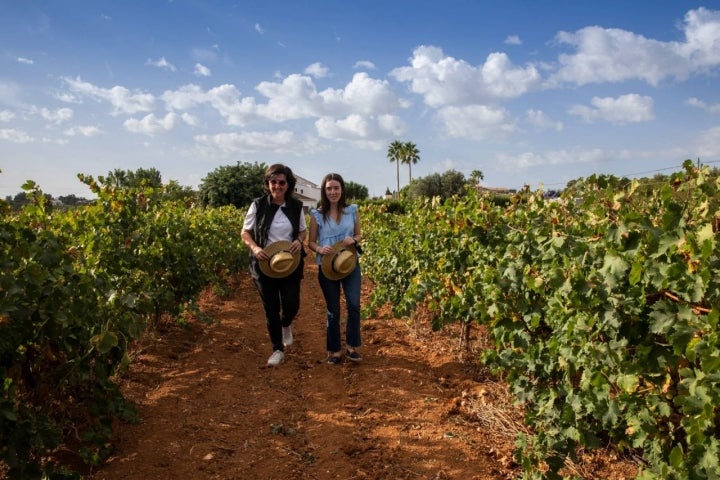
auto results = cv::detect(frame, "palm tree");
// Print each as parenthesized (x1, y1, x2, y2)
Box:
(387, 140, 404, 196)
(402, 142, 420, 183)
(470, 169, 484, 188)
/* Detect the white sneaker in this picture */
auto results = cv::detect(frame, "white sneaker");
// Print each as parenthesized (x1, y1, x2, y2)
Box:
(267, 350, 284, 367)
(282, 325, 293, 346)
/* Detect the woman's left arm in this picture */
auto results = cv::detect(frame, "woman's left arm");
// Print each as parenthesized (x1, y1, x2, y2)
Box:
(290, 209, 307, 254)
(344, 206, 361, 247)
(352, 209, 361, 243)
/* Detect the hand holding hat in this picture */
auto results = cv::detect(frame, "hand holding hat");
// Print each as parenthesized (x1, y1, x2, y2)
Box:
(258, 240, 301, 278)
(320, 240, 358, 280)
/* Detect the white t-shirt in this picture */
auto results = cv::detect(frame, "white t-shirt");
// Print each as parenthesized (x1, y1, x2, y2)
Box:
(243, 201, 307, 245)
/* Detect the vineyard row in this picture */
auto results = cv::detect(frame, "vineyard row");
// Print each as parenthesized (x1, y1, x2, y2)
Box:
(360, 160, 720, 480)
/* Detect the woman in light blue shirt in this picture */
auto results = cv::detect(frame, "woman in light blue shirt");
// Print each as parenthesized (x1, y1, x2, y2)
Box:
(308, 173, 363, 364)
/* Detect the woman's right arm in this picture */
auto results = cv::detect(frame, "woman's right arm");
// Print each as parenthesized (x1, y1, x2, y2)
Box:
(240, 202, 267, 259)
(307, 216, 320, 254)
(308, 210, 333, 255)
(241, 229, 267, 260)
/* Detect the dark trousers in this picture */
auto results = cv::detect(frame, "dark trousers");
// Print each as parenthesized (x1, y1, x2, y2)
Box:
(252, 274, 301, 352)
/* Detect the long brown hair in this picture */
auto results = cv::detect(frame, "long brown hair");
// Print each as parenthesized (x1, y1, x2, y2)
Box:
(262, 164, 297, 202)
(319, 173, 346, 223)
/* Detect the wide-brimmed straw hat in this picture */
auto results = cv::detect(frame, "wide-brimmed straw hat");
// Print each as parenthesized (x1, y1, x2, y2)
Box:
(321, 240, 358, 280)
(258, 240, 300, 278)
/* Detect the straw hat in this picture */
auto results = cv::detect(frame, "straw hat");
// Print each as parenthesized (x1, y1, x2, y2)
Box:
(258, 240, 300, 278)
(321, 240, 358, 280)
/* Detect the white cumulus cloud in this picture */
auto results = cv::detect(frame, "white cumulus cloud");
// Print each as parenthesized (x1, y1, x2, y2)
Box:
(207, 84, 258, 126)
(123, 112, 179, 135)
(64, 125, 102, 137)
(194, 130, 306, 155)
(436, 104, 515, 140)
(568, 93, 655, 124)
(686, 97, 720, 113)
(181, 112, 198, 126)
(305, 62, 329, 78)
(316, 113, 405, 147)
(497, 147, 606, 169)
(161, 84, 209, 110)
(145, 57, 177, 72)
(194, 63, 212, 77)
(38, 107, 73, 124)
(255, 74, 324, 121)
(353, 60, 376, 70)
(552, 8, 720, 86)
(0, 128, 33, 143)
(390, 45, 541, 107)
(0, 110, 15, 122)
(64, 77, 155, 116)
(678, 7, 720, 68)
(319, 72, 403, 116)
(525, 109, 564, 131)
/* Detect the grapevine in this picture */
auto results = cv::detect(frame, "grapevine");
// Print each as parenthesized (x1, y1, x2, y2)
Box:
(0, 178, 247, 478)
(362, 160, 720, 479)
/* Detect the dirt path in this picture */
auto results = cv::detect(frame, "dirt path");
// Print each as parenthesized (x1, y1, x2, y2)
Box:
(87, 262, 626, 480)
(88, 261, 514, 479)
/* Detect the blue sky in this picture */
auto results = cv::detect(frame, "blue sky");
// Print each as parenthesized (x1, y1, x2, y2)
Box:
(1, 1, 720, 199)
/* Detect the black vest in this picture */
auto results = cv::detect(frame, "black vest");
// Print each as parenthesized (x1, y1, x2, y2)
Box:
(248, 195, 305, 280)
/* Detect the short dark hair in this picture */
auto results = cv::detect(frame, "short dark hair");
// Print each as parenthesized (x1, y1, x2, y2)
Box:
(262, 164, 297, 201)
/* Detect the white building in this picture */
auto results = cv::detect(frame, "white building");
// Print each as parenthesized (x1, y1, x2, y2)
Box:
(294, 174, 320, 212)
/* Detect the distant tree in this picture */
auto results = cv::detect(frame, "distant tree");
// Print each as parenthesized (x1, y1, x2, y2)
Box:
(587, 173, 630, 190)
(566, 179, 579, 189)
(401, 142, 420, 183)
(57, 194, 86, 206)
(441, 170, 466, 198)
(12, 192, 29, 206)
(199, 162, 266, 208)
(408, 174, 441, 199)
(132, 167, 162, 188)
(470, 169, 484, 187)
(105, 169, 128, 188)
(101, 167, 198, 203)
(344, 181, 369, 201)
(105, 167, 162, 189)
(163, 180, 197, 204)
(407, 170, 466, 201)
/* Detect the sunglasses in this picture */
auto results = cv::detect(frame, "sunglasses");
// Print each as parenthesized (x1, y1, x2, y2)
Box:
(270, 179, 287, 186)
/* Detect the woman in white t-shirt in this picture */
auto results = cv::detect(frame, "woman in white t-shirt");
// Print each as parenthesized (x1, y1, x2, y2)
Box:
(241, 164, 307, 367)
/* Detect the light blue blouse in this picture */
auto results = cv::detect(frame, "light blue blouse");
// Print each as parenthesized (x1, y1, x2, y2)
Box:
(310, 204, 358, 265)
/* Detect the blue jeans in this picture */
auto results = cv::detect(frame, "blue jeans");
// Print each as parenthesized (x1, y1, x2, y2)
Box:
(318, 264, 361, 353)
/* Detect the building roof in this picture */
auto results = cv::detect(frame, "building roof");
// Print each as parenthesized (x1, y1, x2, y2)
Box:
(294, 191, 317, 202)
(295, 174, 319, 188)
